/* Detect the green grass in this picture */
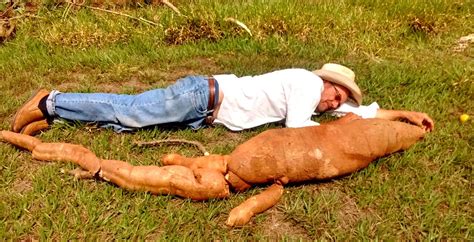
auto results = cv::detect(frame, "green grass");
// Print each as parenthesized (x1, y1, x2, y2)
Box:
(1, 0, 473, 240)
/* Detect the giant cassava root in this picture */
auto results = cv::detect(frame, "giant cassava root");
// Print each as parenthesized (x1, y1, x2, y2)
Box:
(0, 116, 427, 226)
(0, 131, 229, 200)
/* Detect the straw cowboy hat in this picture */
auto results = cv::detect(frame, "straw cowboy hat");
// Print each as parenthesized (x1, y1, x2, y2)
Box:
(313, 63, 362, 105)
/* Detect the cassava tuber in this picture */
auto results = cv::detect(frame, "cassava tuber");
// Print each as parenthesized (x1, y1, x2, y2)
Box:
(227, 118, 426, 186)
(0, 130, 230, 200)
(0, 118, 427, 226)
(226, 183, 284, 227)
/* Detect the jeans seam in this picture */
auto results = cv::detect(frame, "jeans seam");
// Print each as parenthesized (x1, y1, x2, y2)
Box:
(61, 88, 202, 107)
(47, 90, 61, 116)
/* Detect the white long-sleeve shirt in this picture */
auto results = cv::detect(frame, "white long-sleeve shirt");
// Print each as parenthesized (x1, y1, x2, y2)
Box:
(213, 68, 379, 131)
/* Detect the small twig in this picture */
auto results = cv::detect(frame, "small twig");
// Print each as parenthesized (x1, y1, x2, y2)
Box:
(161, 0, 183, 16)
(67, 1, 161, 27)
(0, 14, 46, 22)
(225, 17, 252, 36)
(62, 1, 73, 19)
(134, 139, 209, 156)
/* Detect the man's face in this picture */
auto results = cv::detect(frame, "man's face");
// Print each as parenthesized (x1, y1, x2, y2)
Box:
(316, 82, 350, 112)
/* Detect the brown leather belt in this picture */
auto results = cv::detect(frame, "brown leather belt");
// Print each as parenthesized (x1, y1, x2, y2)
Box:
(206, 77, 217, 125)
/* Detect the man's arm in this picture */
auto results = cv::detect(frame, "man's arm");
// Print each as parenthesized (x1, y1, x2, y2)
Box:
(329, 102, 379, 118)
(322, 112, 363, 125)
(375, 109, 434, 132)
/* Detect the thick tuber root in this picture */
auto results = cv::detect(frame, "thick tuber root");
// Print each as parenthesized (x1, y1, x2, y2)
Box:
(225, 171, 252, 192)
(226, 183, 284, 227)
(0, 130, 41, 151)
(32, 143, 102, 175)
(1, 118, 429, 227)
(223, 119, 427, 226)
(162, 154, 254, 192)
(162, 153, 228, 174)
(0, 131, 101, 174)
(99, 160, 229, 200)
(0, 131, 230, 200)
(228, 119, 426, 185)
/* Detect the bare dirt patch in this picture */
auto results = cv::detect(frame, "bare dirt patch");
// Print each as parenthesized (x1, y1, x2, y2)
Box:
(12, 179, 33, 193)
(336, 195, 362, 230)
(261, 208, 310, 240)
(11, 158, 45, 194)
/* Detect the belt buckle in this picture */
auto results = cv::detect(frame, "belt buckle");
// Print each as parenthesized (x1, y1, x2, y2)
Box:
(205, 116, 215, 125)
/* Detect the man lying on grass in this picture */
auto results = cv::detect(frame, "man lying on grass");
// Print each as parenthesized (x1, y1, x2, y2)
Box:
(11, 63, 433, 135)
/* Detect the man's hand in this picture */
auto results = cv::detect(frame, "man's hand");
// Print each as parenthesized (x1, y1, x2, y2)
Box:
(399, 111, 434, 132)
(375, 109, 434, 132)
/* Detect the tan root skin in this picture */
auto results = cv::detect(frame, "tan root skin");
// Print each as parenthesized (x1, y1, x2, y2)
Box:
(0, 130, 229, 200)
(162, 153, 228, 174)
(227, 118, 425, 185)
(226, 183, 284, 227)
(0, 117, 427, 226)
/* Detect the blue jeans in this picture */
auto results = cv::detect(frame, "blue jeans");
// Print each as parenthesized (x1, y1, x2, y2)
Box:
(46, 76, 211, 132)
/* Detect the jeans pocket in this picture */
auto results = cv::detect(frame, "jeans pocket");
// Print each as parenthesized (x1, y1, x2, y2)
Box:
(192, 90, 208, 116)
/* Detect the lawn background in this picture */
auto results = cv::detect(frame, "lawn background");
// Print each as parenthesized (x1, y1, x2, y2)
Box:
(0, 0, 472, 240)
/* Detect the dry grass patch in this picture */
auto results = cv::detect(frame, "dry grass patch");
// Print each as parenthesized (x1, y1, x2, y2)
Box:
(164, 18, 246, 45)
(408, 17, 438, 35)
(43, 28, 130, 48)
(261, 18, 289, 37)
(0, 4, 17, 43)
(336, 195, 363, 230)
(261, 208, 310, 240)
(28, 0, 162, 8)
(10, 159, 46, 194)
